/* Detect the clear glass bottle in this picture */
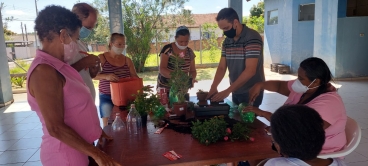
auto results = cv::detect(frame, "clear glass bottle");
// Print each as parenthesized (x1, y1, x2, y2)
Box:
(126, 104, 142, 134)
(112, 112, 125, 132)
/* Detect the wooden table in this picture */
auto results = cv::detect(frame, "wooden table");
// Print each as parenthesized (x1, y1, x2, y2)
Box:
(97, 110, 278, 166)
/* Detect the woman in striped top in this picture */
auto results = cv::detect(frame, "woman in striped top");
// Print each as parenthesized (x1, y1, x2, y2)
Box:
(94, 33, 139, 127)
(157, 26, 197, 92)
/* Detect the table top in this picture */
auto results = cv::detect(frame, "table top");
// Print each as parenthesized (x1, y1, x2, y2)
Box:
(98, 112, 278, 166)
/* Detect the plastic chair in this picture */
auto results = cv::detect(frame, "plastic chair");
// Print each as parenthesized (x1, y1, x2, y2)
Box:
(317, 117, 361, 159)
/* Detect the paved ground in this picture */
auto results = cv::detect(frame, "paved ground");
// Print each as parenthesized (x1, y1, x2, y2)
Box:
(0, 68, 367, 165)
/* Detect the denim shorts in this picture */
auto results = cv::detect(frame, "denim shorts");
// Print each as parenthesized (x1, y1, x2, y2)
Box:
(99, 93, 114, 118)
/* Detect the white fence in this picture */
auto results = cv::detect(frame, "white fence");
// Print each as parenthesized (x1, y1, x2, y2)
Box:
(6, 47, 37, 60)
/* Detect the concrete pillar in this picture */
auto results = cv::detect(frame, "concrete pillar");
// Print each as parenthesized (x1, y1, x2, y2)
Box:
(228, 0, 243, 23)
(0, 9, 14, 107)
(108, 0, 124, 34)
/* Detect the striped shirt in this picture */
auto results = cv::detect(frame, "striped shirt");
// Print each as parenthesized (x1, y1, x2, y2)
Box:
(222, 24, 265, 94)
(157, 43, 195, 88)
(99, 54, 131, 94)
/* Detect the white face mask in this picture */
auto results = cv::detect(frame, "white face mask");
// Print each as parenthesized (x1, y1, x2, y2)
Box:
(175, 42, 187, 50)
(111, 45, 125, 55)
(291, 79, 320, 94)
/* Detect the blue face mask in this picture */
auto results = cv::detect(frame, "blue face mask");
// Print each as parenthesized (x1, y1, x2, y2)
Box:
(79, 26, 92, 39)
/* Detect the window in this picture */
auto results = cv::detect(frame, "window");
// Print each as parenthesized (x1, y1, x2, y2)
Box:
(299, 4, 315, 21)
(347, 0, 368, 17)
(267, 10, 278, 25)
(202, 32, 210, 39)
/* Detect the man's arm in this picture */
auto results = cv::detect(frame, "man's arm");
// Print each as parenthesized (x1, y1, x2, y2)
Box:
(71, 54, 100, 72)
(207, 57, 227, 98)
(211, 42, 262, 101)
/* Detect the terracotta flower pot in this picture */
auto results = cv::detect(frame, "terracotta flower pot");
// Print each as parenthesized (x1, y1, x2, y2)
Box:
(196, 92, 208, 101)
(173, 102, 188, 117)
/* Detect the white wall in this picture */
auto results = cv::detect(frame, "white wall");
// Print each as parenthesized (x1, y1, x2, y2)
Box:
(6, 47, 37, 60)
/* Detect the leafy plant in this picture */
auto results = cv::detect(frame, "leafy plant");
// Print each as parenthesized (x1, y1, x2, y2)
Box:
(132, 86, 162, 116)
(11, 76, 26, 88)
(191, 116, 228, 146)
(168, 54, 191, 103)
(228, 122, 251, 141)
(191, 116, 251, 145)
(202, 23, 222, 63)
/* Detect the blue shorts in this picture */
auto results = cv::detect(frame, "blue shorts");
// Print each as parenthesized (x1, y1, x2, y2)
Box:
(99, 93, 113, 118)
(232, 91, 264, 107)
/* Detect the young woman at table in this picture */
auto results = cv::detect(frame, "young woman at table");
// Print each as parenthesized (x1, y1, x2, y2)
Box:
(94, 33, 139, 127)
(27, 5, 119, 166)
(245, 57, 347, 154)
(263, 105, 346, 166)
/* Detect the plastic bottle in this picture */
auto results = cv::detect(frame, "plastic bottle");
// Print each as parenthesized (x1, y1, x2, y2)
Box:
(112, 112, 125, 131)
(126, 104, 142, 134)
(238, 103, 255, 123)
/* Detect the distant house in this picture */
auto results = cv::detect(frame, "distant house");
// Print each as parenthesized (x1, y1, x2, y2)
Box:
(150, 13, 224, 53)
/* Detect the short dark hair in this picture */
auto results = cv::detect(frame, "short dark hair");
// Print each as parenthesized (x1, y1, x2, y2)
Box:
(299, 57, 333, 104)
(175, 26, 190, 38)
(108, 33, 125, 50)
(35, 5, 82, 42)
(216, 8, 239, 23)
(72, 3, 98, 20)
(271, 105, 325, 161)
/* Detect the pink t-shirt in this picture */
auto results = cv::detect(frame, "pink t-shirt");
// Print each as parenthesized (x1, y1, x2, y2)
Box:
(285, 80, 347, 154)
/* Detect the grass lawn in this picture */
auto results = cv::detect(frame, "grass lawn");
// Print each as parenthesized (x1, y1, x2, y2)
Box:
(89, 49, 222, 67)
(92, 67, 223, 87)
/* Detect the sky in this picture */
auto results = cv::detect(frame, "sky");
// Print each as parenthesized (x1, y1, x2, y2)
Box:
(1, 0, 262, 34)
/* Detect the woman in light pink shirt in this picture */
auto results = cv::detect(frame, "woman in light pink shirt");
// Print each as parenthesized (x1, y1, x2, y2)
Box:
(245, 57, 347, 154)
(27, 6, 120, 166)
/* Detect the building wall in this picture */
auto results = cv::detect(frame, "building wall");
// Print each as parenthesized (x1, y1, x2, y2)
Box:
(264, 0, 294, 68)
(313, 0, 339, 76)
(336, 17, 368, 77)
(291, 0, 315, 72)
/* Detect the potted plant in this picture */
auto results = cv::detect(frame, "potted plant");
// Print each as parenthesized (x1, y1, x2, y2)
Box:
(168, 52, 191, 117)
(196, 89, 208, 106)
(132, 86, 162, 126)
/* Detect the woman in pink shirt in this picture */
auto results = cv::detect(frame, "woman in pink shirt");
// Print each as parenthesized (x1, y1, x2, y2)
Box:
(245, 57, 347, 154)
(27, 6, 120, 166)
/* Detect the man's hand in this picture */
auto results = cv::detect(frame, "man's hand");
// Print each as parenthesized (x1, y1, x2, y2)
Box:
(206, 87, 218, 99)
(81, 52, 101, 68)
(211, 89, 231, 102)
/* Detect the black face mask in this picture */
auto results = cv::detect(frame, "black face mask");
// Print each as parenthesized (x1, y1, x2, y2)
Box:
(223, 25, 236, 38)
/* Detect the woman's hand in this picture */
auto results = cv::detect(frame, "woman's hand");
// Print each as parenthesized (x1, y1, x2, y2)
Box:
(92, 150, 121, 166)
(191, 79, 198, 88)
(105, 74, 119, 82)
(98, 130, 113, 146)
(248, 83, 263, 103)
(243, 106, 264, 117)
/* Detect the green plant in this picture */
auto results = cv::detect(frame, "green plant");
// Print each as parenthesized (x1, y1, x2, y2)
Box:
(191, 116, 228, 146)
(132, 86, 162, 116)
(191, 116, 252, 145)
(11, 76, 26, 88)
(168, 54, 191, 103)
(228, 122, 251, 141)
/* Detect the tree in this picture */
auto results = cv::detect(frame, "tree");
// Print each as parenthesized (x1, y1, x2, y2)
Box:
(202, 23, 221, 62)
(81, 0, 110, 45)
(122, 0, 193, 72)
(1, 3, 16, 40)
(250, 1, 264, 17)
